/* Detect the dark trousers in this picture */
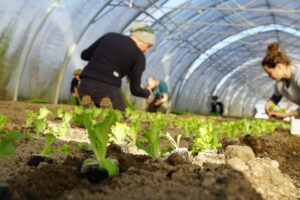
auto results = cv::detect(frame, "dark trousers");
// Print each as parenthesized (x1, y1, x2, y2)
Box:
(78, 78, 126, 111)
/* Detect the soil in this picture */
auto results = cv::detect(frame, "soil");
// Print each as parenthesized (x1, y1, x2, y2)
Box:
(0, 101, 299, 200)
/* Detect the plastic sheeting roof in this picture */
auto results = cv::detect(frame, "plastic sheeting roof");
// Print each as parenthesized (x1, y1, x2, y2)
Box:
(1, 0, 300, 116)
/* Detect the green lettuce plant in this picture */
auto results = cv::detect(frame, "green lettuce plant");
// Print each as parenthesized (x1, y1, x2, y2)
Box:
(110, 122, 139, 145)
(57, 112, 73, 137)
(136, 126, 172, 159)
(164, 132, 182, 149)
(191, 123, 222, 154)
(55, 107, 64, 119)
(40, 133, 56, 155)
(84, 111, 119, 176)
(110, 122, 130, 143)
(24, 107, 52, 136)
(0, 115, 8, 127)
(0, 131, 23, 158)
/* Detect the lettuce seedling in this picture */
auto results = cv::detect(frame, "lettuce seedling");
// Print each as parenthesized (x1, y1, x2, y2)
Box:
(191, 123, 222, 154)
(0, 115, 8, 127)
(110, 122, 139, 145)
(38, 107, 52, 119)
(136, 126, 173, 159)
(0, 131, 23, 158)
(165, 132, 182, 149)
(40, 133, 56, 155)
(57, 112, 73, 137)
(34, 118, 48, 137)
(58, 144, 70, 154)
(24, 110, 38, 127)
(55, 107, 64, 119)
(128, 121, 140, 145)
(110, 122, 129, 143)
(85, 111, 118, 176)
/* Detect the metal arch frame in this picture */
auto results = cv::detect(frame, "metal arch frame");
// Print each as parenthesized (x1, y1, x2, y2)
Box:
(12, 0, 63, 101)
(204, 32, 296, 96)
(54, 0, 161, 103)
(136, 0, 278, 99)
(168, 6, 300, 54)
(211, 57, 262, 96)
(185, 13, 300, 53)
(171, 27, 300, 111)
(144, 0, 244, 53)
(177, 23, 300, 96)
(203, 30, 300, 69)
(150, 0, 300, 114)
(190, 69, 225, 113)
(175, 65, 225, 112)
(226, 75, 272, 115)
(52, 0, 114, 103)
(173, 42, 262, 109)
(186, 62, 231, 112)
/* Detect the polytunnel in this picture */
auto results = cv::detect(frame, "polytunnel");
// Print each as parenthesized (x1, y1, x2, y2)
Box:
(1, 0, 300, 117)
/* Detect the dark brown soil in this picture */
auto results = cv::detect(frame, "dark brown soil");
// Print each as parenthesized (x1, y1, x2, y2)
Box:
(257, 130, 300, 187)
(4, 137, 262, 200)
(0, 101, 299, 199)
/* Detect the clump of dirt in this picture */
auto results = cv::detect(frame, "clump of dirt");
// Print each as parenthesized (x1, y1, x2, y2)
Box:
(256, 131, 300, 188)
(60, 162, 262, 200)
(225, 145, 300, 200)
(166, 152, 188, 165)
(9, 156, 85, 200)
(107, 143, 151, 172)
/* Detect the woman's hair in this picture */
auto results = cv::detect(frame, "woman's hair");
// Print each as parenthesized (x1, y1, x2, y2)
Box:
(261, 43, 290, 68)
(74, 69, 82, 76)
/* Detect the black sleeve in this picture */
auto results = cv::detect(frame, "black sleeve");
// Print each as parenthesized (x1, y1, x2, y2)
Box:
(70, 79, 77, 93)
(218, 102, 224, 115)
(211, 103, 216, 113)
(128, 54, 150, 98)
(269, 94, 282, 105)
(81, 35, 105, 61)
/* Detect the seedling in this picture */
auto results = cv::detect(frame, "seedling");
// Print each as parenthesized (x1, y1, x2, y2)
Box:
(40, 133, 56, 155)
(57, 112, 73, 137)
(190, 123, 222, 154)
(55, 107, 64, 120)
(136, 126, 173, 159)
(0, 131, 23, 158)
(110, 122, 138, 145)
(164, 132, 182, 149)
(0, 115, 8, 127)
(84, 111, 119, 176)
(58, 144, 70, 154)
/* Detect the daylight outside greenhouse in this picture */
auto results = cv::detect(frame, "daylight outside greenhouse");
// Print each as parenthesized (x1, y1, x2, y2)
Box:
(0, 0, 300, 199)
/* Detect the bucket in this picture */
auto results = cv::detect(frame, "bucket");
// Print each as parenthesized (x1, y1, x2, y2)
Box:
(291, 118, 300, 136)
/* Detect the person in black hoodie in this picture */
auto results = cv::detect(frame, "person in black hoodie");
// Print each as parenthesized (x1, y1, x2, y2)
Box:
(211, 95, 224, 115)
(78, 23, 155, 110)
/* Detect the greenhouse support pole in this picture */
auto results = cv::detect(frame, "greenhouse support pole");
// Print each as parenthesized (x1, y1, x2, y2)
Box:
(12, 0, 62, 101)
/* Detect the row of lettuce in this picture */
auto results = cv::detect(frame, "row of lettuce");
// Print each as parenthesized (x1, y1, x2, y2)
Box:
(0, 106, 289, 175)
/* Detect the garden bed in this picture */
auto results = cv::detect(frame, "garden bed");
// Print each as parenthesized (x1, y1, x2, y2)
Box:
(0, 101, 299, 200)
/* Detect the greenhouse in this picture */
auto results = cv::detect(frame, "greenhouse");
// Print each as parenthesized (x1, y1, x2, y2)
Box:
(0, 0, 300, 199)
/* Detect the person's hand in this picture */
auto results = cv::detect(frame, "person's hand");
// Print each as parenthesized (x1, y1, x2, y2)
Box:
(154, 100, 162, 106)
(268, 112, 286, 119)
(265, 101, 273, 117)
(146, 97, 151, 104)
(147, 86, 153, 92)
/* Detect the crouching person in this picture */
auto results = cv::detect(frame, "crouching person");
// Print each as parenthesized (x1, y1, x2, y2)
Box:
(146, 77, 170, 113)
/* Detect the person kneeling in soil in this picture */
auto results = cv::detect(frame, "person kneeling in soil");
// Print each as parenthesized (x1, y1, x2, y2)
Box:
(262, 43, 300, 119)
(70, 69, 82, 105)
(146, 77, 169, 113)
(78, 23, 155, 110)
(211, 95, 224, 115)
